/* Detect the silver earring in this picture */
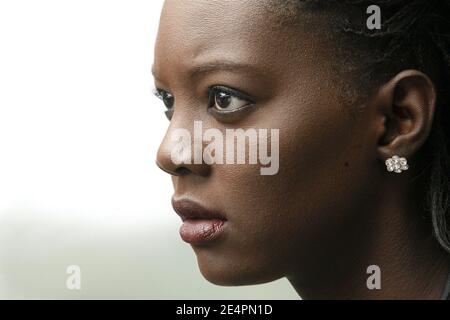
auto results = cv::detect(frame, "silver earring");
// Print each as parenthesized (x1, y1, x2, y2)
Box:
(385, 155, 409, 173)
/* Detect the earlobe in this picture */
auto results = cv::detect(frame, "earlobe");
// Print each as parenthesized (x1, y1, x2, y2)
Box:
(375, 70, 436, 162)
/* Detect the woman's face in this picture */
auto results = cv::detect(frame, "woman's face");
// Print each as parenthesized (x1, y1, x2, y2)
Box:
(154, 0, 380, 286)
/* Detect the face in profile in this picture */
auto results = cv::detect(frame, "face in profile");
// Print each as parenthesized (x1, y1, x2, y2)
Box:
(153, 0, 450, 299)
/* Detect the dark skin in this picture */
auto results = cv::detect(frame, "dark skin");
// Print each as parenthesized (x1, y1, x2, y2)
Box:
(153, 0, 450, 299)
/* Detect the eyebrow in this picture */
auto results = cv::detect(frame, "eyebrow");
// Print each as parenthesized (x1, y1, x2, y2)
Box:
(188, 61, 260, 78)
(151, 60, 261, 81)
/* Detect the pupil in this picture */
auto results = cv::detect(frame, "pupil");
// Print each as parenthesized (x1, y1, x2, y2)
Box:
(216, 92, 231, 109)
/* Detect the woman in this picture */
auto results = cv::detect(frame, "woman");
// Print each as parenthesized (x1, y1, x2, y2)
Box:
(153, 0, 450, 299)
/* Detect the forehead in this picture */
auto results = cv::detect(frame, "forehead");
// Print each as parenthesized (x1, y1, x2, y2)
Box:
(157, 0, 273, 50)
(154, 0, 306, 75)
(152, 0, 341, 98)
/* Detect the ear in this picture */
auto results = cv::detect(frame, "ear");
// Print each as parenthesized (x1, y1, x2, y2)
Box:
(374, 70, 436, 161)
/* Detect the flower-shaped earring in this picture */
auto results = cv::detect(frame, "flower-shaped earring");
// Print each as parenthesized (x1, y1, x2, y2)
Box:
(385, 155, 409, 173)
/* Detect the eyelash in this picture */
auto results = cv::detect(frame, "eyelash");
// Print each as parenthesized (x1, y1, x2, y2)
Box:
(207, 85, 254, 108)
(153, 85, 254, 119)
(153, 88, 175, 119)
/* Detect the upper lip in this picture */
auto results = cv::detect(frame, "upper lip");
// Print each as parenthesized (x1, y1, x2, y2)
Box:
(171, 198, 226, 222)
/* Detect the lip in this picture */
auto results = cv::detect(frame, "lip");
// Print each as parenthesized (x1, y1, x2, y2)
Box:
(171, 198, 227, 245)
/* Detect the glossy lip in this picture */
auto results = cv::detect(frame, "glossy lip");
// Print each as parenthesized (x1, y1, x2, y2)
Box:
(171, 198, 228, 245)
(171, 198, 227, 222)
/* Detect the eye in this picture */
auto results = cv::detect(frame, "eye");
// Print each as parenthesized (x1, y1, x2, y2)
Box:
(208, 86, 253, 113)
(154, 88, 174, 120)
(154, 88, 174, 109)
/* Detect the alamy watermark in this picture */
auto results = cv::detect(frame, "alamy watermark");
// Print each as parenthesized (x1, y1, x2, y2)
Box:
(170, 121, 279, 176)
(366, 5, 381, 30)
(366, 265, 381, 290)
(66, 265, 81, 290)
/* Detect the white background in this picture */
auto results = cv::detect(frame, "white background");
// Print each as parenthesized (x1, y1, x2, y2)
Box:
(0, 0, 296, 299)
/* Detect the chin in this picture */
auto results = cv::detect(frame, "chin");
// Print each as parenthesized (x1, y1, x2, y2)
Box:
(193, 246, 284, 287)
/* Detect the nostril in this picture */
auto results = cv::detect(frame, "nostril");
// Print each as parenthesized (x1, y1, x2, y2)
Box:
(155, 160, 179, 176)
(156, 147, 211, 177)
(175, 167, 191, 175)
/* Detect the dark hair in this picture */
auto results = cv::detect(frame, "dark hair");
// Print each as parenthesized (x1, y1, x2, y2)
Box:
(274, 0, 450, 252)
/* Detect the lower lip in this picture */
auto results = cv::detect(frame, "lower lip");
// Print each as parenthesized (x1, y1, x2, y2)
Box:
(179, 219, 226, 244)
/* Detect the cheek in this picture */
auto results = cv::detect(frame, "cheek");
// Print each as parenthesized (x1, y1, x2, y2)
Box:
(210, 96, 374, 264)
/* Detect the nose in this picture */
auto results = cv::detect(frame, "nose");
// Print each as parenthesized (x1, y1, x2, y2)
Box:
(156, 119, 211, 177)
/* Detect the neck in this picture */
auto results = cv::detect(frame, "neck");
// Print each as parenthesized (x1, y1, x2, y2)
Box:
(288, 175, 450, 299)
